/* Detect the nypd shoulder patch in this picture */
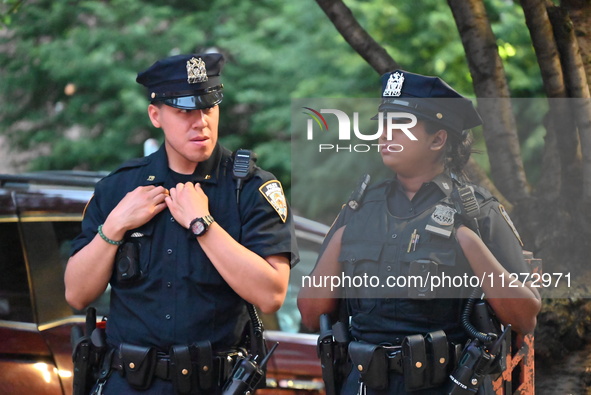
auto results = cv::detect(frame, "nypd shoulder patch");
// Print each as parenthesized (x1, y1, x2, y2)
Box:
(259, 180, 288, 223)
(498, 204, 523, 246)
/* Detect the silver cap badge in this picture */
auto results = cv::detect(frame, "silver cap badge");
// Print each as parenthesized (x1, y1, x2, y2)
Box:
(383, 71, 404, 97)
(186, 57, 208, 84)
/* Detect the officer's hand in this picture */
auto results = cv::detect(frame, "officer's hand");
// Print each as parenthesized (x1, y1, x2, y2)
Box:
(106, 185, 168, 234)
(166, 182, 209, 228)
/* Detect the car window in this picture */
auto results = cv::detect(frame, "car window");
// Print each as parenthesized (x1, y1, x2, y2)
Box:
(0, 222, 33, 322)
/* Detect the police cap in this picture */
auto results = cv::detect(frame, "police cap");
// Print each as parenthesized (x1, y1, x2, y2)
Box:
(376, 70, 482, 135)
(136, 53, 225, 110)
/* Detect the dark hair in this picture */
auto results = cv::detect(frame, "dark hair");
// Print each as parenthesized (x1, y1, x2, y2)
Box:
(424, 120, 473, 176)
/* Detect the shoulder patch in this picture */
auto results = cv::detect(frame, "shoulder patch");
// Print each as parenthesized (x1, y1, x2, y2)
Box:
(82, 195, 94, 219)
(259, 180, 288, 223)
(498, 204, 523, 247)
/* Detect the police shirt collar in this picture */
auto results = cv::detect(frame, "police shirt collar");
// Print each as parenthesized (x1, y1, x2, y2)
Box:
(142, 145, 169, 186)
(388, 172, 456, 198)
(429, 172, 456, 197)
(142, 143, 221, 185)
(193, 143, 221, 182)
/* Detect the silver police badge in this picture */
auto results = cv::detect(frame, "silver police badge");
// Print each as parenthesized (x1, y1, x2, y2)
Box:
(259, 180, 288, 223)
(186, 57, 208, 84)
(383, 71, 404, 97)
(431, 205, 456, 226)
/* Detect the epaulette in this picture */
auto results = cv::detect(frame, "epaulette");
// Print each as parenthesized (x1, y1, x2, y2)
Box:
(107, 156, 149, 177)
(359, 178, 391, 204)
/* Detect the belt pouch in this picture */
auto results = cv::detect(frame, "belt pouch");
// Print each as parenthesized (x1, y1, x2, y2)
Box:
(170, 345, 195, 394)
(402, 334, 427, 391)
(192, 341, 214, 391)
(348, 341, 388, 390)
(119, 344, 157, 390)
(426, 330, 449, 386)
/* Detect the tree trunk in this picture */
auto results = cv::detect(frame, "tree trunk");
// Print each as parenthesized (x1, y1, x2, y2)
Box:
(447, 0, 530, 204)
(548, 4, 591, 204)
(562, 0, 591, 87)
(519, 0, 577, 198)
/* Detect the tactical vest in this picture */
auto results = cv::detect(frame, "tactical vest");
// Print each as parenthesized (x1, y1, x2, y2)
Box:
(339, 184, 473, 346)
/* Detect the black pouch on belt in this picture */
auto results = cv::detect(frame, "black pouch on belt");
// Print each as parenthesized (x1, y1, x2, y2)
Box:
(426, 330, 449, 386)
(193, 341, 214, 391)
(348, 341, 388, 390)
(119, 343, 157, 390)
(170, 341, 214, 394)
(170, 345, 195, 394)
(402, 334, 428, 391)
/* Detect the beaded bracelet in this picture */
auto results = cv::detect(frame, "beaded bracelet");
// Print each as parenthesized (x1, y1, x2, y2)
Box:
(97, 224, 124, 246)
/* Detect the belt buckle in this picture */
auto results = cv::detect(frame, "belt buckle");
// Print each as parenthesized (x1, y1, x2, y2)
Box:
(155, 353, 171, 380)
(383, 346, 403, 374)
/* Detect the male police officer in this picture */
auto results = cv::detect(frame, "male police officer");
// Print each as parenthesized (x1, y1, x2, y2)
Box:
(65, 52, 298, 393)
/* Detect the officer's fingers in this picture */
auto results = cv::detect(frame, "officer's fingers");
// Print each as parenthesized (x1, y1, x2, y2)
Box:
(145, 185, 167, 199)
(193, 183, 206, 196)
(153, 200, 168, 215)
(152, 191, 168, 204)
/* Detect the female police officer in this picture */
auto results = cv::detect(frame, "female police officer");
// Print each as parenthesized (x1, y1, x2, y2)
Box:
(298, 70, 541, 394)
(65, 52, 298, 394)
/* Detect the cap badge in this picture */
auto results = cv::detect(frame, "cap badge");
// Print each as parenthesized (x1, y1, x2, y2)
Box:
(186, 57, 208, 84)
(383, 72, 404, 97)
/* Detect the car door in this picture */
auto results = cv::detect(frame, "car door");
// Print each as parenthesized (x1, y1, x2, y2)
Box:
(0, 188, 65, 395)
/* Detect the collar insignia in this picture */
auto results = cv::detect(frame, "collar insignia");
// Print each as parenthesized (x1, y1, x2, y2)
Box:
(383, 72, 404, 97)
(187, 57, 208, 84)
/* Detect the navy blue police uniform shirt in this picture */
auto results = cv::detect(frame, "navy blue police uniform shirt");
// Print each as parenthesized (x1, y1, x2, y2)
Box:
(71, 144, 298, 351)
(327, 172, 529, 277)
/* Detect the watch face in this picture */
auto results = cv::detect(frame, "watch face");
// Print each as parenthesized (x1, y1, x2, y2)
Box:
(191, 220, 205, 235)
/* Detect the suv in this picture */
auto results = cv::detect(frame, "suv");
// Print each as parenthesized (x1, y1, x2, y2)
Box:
(0, 171, 326, 395)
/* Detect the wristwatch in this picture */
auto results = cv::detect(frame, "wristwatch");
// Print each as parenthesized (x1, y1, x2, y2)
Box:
(189, 215, 215, 237)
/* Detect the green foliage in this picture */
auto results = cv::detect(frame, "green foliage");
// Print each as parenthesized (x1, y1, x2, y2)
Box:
(0, 0, 546, 221)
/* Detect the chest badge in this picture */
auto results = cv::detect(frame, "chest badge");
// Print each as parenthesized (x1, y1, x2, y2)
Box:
(431, 205, 456, 226)
(425, 205, 456, 238)
(259, 180, 288, 223)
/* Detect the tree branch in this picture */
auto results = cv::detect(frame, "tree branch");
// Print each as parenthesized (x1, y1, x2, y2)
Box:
(314, 0, 399, 75)
(447, 0, 530, 203)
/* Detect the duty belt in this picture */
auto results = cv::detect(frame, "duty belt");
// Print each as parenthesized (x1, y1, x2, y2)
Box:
(348, 330, 461, 391)
(109, 342, 246, 391)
